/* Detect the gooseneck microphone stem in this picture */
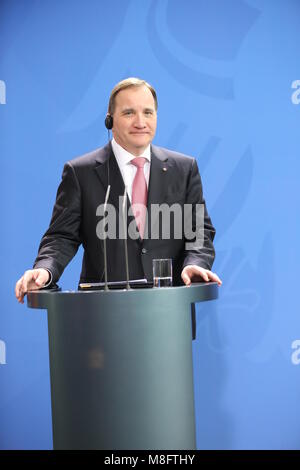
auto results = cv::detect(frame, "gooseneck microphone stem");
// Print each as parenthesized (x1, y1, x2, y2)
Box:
(103, 185, 111, 291)
(123, 187, 130, 290)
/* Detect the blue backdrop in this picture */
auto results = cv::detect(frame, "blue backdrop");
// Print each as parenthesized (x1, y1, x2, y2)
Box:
(1, 0, 300, 449)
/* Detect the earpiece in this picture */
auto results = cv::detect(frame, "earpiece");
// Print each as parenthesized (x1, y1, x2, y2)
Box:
(105, 114, 113, 130)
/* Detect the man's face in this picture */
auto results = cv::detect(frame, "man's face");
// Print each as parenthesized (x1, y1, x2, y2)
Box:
(111, 85, 157, 156)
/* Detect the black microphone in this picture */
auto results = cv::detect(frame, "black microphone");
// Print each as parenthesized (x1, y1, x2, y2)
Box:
(122, 186, 130, 290)
(103, 184, 111, 291)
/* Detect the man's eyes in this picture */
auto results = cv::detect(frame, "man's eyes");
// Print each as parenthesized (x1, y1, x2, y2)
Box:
(123, 110, 154, 116)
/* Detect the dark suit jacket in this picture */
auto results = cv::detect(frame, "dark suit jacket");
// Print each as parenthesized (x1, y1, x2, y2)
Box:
(34, 142, 215, 287)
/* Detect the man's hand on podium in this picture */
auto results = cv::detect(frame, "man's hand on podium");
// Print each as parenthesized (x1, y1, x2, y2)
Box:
(181, 265, 222, 287)
(15, 268, 50, 304)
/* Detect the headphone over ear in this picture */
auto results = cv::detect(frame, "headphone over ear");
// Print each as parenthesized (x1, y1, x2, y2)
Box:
(105, 114, 113, 130)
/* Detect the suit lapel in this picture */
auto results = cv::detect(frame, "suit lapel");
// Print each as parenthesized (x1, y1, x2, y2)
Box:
(94, 142, 126, 212)
(147, 145, 169, 207)
(94, 142, 137, 240)
(144, 146, 170, 242)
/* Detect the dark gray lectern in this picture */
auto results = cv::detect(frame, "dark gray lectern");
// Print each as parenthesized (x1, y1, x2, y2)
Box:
(27, 283, 218, 450)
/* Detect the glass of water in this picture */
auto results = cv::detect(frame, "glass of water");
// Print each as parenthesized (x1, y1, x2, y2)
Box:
(152, 259, 173, 288)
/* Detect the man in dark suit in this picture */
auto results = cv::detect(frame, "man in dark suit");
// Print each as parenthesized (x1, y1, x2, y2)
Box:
(15, 77, 221, 303)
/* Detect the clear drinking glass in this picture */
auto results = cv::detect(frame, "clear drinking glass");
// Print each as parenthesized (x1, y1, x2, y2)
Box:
(152, 259, 173, 287)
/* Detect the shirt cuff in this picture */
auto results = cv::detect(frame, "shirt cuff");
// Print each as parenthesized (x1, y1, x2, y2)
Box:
(43, 269, 53, 288)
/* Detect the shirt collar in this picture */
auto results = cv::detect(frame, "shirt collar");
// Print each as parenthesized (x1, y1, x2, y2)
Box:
(111, 138, 151, 164)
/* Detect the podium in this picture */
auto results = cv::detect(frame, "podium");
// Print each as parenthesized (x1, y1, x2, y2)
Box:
(27, 283, 218, 450)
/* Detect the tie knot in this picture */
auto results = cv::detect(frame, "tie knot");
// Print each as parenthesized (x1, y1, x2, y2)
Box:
(131, 157, 147, 169)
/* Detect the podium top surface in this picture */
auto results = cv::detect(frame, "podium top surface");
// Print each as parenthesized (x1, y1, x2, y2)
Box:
(27, 282, 219, 310)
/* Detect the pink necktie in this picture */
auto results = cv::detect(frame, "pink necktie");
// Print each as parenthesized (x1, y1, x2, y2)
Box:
(131, 157, 148, 239)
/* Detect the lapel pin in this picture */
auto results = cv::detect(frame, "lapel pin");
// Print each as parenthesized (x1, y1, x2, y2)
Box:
(162, 167, 167, 172)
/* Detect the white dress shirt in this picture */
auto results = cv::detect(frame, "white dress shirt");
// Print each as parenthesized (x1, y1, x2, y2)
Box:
(111, 138, 151, 202)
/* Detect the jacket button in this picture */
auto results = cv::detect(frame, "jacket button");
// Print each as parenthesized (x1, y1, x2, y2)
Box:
(142, 248, 147, 254)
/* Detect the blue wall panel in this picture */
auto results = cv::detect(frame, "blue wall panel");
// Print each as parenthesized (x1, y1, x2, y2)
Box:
(1, 0, 300, 449)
